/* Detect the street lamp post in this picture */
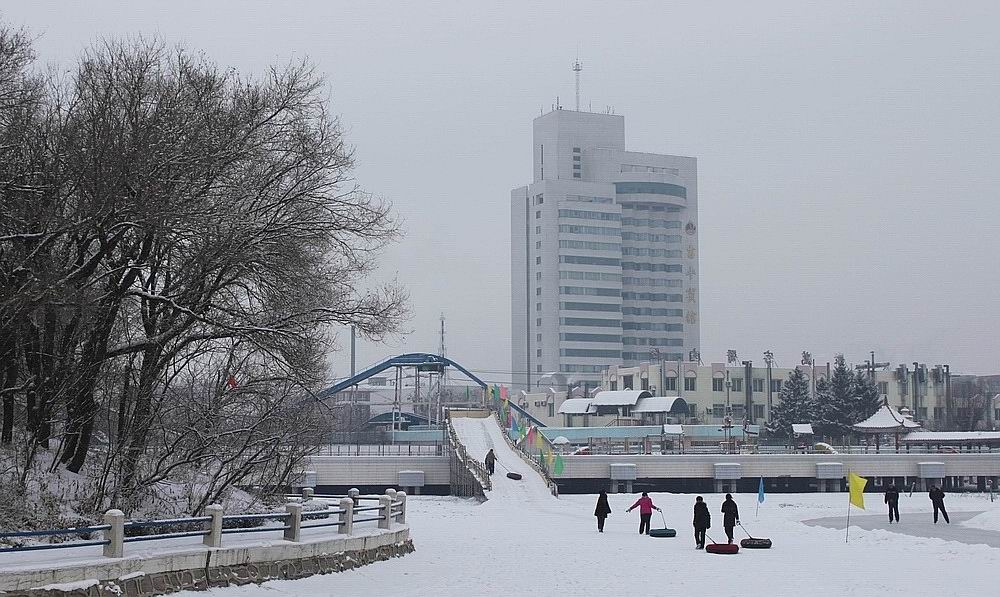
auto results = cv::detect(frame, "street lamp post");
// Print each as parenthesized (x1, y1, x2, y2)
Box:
(724, 371, 733, 454)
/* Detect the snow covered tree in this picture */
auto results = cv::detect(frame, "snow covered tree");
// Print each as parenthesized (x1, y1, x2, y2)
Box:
(852, 370, 883, 423)
(814, 355, 855, 438)
(766, 367, 814, 439)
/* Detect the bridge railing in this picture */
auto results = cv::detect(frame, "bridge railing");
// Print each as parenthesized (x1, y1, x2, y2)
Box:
(445, 417, 490, 498)
(0, 490, 407, 559)
(497, 411, 560, 497)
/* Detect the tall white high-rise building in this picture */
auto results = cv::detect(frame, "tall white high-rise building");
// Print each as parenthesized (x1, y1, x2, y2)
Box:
(511, 108, 700, 390)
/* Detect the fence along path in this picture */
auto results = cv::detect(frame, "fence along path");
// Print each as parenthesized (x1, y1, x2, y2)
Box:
(451, 417, 553, 503)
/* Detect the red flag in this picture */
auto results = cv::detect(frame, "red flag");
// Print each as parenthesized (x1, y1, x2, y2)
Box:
(226, 374, 238, 390)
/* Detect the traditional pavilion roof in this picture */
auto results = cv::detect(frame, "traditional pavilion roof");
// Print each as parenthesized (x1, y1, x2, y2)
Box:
(852, 405, 922, 432)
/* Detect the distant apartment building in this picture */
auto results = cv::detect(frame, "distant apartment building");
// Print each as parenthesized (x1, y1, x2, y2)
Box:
(511, 108, 700, 391)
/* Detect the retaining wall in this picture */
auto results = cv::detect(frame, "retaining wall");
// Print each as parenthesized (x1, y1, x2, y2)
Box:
(0, 527, 410, 596)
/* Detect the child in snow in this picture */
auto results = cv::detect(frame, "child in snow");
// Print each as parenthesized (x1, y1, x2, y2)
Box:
(693, 496, 710, 549)
(485, 449, 496, 476)
(929, 486, 949, 524)
(884, 484, 900, 523)
(626, 492, 660, 535)
(594, 490, 611, 533)
(721, 493, 740, 544)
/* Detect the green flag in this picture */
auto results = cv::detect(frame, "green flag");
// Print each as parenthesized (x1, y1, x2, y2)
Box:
(554, 453, 565, 476)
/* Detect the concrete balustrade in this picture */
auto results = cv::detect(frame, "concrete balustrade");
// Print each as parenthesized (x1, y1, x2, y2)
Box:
(102, 509, 124, 558)
(339, 498, 354, 534)
(284, 502, 303, 542)
(204, 504, 224, 547)
(395, 491, 407, 524)
(378, 495, 393, 529)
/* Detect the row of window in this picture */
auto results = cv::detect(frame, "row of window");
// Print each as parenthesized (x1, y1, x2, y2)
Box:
(623, 351, 683, 361)
(560, 333, 621, 343)
(710, 404, 766, 419)
(621, 292, 683, 302)
(560, 364, 606, 373)
(615, 181, 687, 199)
(560, 317, 622, 327)
(559, 224, 621, 236)
(622, 322, 683, 331)
(559, 240, 621, 251)
(621, 203, 682, 213)
(560, 348, 622, 358)
(622, 277, 683, 288)
(620, 164, 680, 175)
(561, 255, 621, 267)
(621, 218, 682, 229)
(622, 262, 683, 273)
(622, 307, 684, 317)
(621, 248, 683, 258)
(560, 271, 621, 282)
(558, 209, 620, 221)
(621, 232, 681, 243)
(565, 195, 614, 204)
(560, 301, 621, 312)
(622, 337, 684, 347)
(560, 286, 621, 297)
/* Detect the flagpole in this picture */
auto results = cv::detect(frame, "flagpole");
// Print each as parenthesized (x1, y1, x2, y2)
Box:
(845, 470, 852, 543)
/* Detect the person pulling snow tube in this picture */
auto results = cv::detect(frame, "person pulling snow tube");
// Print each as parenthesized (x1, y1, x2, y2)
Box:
(648, 512, 677, 537)
(738, 523, 772, 549)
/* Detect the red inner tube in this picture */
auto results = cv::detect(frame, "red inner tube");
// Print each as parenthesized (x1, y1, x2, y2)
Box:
(705, 543, 740, 554)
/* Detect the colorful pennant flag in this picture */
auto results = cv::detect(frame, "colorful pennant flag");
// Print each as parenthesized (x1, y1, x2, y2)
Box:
(554, 453, 565, 476)
(758, 476, 766, 504)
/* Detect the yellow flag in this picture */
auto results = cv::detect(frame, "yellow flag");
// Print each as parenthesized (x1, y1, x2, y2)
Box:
(848, 472, 868, 510)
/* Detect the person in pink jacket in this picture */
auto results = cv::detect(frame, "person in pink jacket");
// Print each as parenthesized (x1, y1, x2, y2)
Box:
(626, 492, 661, 535)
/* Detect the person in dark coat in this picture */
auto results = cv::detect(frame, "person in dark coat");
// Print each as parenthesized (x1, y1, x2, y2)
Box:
(693, 496, 711, 549)
(594, 490, 612, 532)
(721, 493, 740, 544)
(485, 449, 496, 476)
(929, 486, 949, 524)
(884, 484, 900, 523)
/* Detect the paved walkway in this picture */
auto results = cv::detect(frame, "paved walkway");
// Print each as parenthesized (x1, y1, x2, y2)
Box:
(803, 511, 1000, 547)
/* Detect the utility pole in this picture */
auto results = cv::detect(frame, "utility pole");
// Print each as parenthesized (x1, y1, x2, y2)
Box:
(573, 58, 583, 111)
(764, 351, 775, 424)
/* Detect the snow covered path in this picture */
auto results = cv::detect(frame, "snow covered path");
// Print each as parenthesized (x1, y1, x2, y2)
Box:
(804, 510, 1000, 547)
(450, 416, 553, 502)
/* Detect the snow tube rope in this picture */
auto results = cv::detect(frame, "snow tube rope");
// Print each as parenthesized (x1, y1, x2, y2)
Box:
(496, 460, 522, 481)
(649, 512, 677, 537)
(738, 523, 772, 549)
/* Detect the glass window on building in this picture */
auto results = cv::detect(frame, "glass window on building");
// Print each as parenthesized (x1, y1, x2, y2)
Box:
(753, 378, 765, 393)
(917, 407, 928, 419)
(664, 377, 677, 391)
(732, 405, 745, 418)
(731, 378, 743, 392)
(641, 378, 649, 390)
(535, 287, 541, 295)
(536, 256, 541, 264)
(623, 375, 633, 390)
(712, 404, 725, 417)
(713, 378, 724, 392)
(878, 381, 889, 395)
(536, 210, 541, 219)
(610, 381, 617, 390)
(754, 405, 765, 419)
(536, 302, 541, 311)
(771, 379, 783, 393)
(684, 377, 696, 391)
(548, 402, 554, 417)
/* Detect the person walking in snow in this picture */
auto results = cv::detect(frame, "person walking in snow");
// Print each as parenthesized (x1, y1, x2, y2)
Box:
(721, 493, 740, 544)
(626, 492, 661, 535)
(594, 490, 612, 533)
(484, 449, 497, 476)
(693, 496, 711, 549)
(929, 485, 950, 524)
(885, 484, 900, 523)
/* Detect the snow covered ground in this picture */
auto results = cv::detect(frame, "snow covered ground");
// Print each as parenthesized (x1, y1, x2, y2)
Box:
(178, 417, 998, 597)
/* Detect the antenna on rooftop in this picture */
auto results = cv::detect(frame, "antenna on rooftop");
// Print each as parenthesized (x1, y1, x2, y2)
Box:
(573, 58, 583, 111)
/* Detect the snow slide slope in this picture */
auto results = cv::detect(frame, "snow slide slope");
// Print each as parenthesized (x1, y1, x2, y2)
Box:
(450, 416, 554, 503)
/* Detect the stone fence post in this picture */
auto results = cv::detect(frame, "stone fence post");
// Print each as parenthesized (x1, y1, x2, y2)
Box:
(301, 487, 314, 501)
(338, 497, 354, 535)
(284, 502, 302, 542)
(395, 491, 407, 524)
(103, 509, 124, 558)
(204, 504, 223, 548)
(378, 494, 392, 530)
(348, 487, 360, 506)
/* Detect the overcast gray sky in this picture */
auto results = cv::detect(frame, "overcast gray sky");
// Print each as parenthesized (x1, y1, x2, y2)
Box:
(6, 1, 999, 380)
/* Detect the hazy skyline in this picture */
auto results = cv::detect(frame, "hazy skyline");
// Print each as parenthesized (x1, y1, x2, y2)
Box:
(6, 1, 998, 381)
